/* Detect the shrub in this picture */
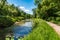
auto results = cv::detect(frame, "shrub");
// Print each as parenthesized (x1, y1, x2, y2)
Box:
(0, 17, 14, 29)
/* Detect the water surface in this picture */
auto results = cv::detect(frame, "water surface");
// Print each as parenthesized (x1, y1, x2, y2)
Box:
(12, 22, 32, 38)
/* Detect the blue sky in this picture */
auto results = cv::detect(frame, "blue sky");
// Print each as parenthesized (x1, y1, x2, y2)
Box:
(7, 0, 36, 14)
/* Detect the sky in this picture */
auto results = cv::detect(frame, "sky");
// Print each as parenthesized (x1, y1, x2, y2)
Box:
(7, 0, 36, 14)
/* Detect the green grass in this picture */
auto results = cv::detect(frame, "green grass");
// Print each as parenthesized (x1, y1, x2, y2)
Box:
(22, 19, 60, 40)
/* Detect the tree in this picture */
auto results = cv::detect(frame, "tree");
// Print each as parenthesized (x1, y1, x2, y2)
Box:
(34, 0, 60, 21)
(32, 8, 40, 18)
(0, 0, 7, 8)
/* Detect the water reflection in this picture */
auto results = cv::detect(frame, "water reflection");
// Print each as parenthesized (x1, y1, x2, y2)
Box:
(13, 22, 32, 38)
(5, 22, 32, 40)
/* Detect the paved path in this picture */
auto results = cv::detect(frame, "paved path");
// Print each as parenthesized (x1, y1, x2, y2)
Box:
(47, 22, 60, 35)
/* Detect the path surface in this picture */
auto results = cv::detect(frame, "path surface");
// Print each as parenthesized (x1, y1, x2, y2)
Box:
(47, 22, 60, 35)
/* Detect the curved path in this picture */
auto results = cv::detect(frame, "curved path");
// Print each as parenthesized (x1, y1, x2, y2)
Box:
(47, 22, 60, 35)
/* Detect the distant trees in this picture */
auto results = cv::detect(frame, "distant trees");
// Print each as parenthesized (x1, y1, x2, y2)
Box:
(33, 0, 60, 21)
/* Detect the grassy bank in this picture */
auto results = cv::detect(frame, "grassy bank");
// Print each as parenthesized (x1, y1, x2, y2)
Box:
(22, 19, 60, 40)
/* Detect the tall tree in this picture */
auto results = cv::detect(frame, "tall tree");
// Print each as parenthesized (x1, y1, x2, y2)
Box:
(34, 0, 60, 20)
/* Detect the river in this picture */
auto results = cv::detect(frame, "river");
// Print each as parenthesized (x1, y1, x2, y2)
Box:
(6, 21, 33, 40)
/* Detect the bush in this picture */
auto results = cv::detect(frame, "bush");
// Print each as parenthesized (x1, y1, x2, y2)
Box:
(0, 17, 14, 29)
(11, 17, 24, 22)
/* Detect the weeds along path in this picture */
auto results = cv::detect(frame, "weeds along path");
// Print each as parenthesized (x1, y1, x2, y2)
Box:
(47, 22, 60, 35)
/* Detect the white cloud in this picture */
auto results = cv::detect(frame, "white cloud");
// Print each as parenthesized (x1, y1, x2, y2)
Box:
(19, 6, 25, 10)
(25, 10, 29, 12)
(19, 6, 30, 13)
(19, 6, 33, 14)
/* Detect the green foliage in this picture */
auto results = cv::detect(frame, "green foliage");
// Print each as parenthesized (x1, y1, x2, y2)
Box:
(50, 17, 60, 25)
(11, 17, 24, 22)
(23, 19, 60, 40)
(32, 8, 40, 18)
(33, 0, 60, 24)
(0, 17, 14, 29)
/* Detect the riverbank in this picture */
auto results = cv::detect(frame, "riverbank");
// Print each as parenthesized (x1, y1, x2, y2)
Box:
(22, 19, 60, 40)
(14, 19, 32, 26)
(14, 21, 25, 26)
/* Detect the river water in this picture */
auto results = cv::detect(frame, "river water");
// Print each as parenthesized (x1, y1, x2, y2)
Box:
(6, 21, 33, 40)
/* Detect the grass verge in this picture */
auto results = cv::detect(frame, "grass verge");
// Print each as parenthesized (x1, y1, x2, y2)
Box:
(22, 19, 60, 40)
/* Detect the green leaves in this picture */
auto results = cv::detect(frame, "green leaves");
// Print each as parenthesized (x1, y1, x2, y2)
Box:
(33, 0, 60, 21)
(0, 17, 14, 29)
